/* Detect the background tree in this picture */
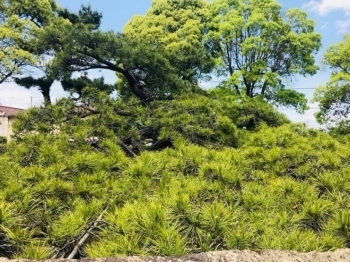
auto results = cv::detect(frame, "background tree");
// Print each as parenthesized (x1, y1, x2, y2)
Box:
(45, 18, 188, 102)
(0, 1, 105, 102)
(14, 76, 55, 104)
(61, 74, 114, 99)
(12, 5, 105, 105)
(57, 4, 102, 30)
(0, 0, 62, 95)
(206, 0, 321, 112)
(43, 0, 216, 103)
(0, 0, 52, 83)
(120, 0, 214, 97)
(313, 35, 350, 125)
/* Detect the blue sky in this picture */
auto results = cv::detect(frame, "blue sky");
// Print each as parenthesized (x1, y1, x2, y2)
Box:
(1, 0, 350, 127)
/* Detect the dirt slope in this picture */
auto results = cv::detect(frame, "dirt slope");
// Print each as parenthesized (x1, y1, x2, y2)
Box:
(2, 249, 350, 262)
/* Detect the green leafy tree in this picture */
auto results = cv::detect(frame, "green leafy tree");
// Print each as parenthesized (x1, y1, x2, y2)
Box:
(44, 0, 215, 102)
(1, 1, 102, 99)
(121, 0, 214, 94)
(0, 0, 55, 83)
(45, 24, 176, 102)
(313, 35, 350, 125)
(206, 0, 321, 111)
(209, 87, 289, 130)
(57, 5, 102, 30)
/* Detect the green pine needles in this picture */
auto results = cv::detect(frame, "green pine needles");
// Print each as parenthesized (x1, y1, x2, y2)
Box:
(0, 92, 350, 258)
(1, 0, 348, 258)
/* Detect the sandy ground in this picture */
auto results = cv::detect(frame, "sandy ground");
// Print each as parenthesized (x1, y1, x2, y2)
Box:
(1, 249, 350, 262)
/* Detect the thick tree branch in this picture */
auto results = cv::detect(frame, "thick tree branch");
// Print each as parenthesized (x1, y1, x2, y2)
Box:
(261, 80, 268, 95)
(76, 49, 125, 74)
(75, 49, 156, 102)
(67, 208, 107, 259)
(0, 71, 13, 84)
(118, 140, 137, 158)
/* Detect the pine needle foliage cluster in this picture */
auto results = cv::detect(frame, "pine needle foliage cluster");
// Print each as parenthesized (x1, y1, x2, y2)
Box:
(1, 0, 348, 258)
(0, 89, 349, 259)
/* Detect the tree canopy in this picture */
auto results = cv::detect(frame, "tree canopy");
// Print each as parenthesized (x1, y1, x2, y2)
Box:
(1, 1, 103, 98)
(313, 35, 350, 125)
(206, 0, 321, 111)
(122, 0, 214, 92)
(41, 0, 215, 102)
(1, 0, 322, 107)
(14, 76, 55, 104)
(0, 0, 56, 83)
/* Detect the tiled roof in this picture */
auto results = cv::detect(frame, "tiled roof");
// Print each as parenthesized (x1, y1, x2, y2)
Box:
(0, 106, 24, 117)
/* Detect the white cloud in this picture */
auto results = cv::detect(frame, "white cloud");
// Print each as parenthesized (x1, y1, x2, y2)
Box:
(304, 0, 350, 33)
(303, 0, 350, 16)
(0, 82, 43, 108)
(0, 80, 70, 108)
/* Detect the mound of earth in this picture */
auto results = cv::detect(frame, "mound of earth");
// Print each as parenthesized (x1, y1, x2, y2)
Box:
(1, 249, 350, 262)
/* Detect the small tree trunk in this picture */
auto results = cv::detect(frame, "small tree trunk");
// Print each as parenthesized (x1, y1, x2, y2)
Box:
(123, 70, 155, 102)
(42, 92, 51, 105)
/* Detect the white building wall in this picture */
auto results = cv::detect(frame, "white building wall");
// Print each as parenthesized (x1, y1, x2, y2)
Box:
(0, 116, 15, 141)
(0, 116, 9, 139)
(7, 118, 15, 141)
